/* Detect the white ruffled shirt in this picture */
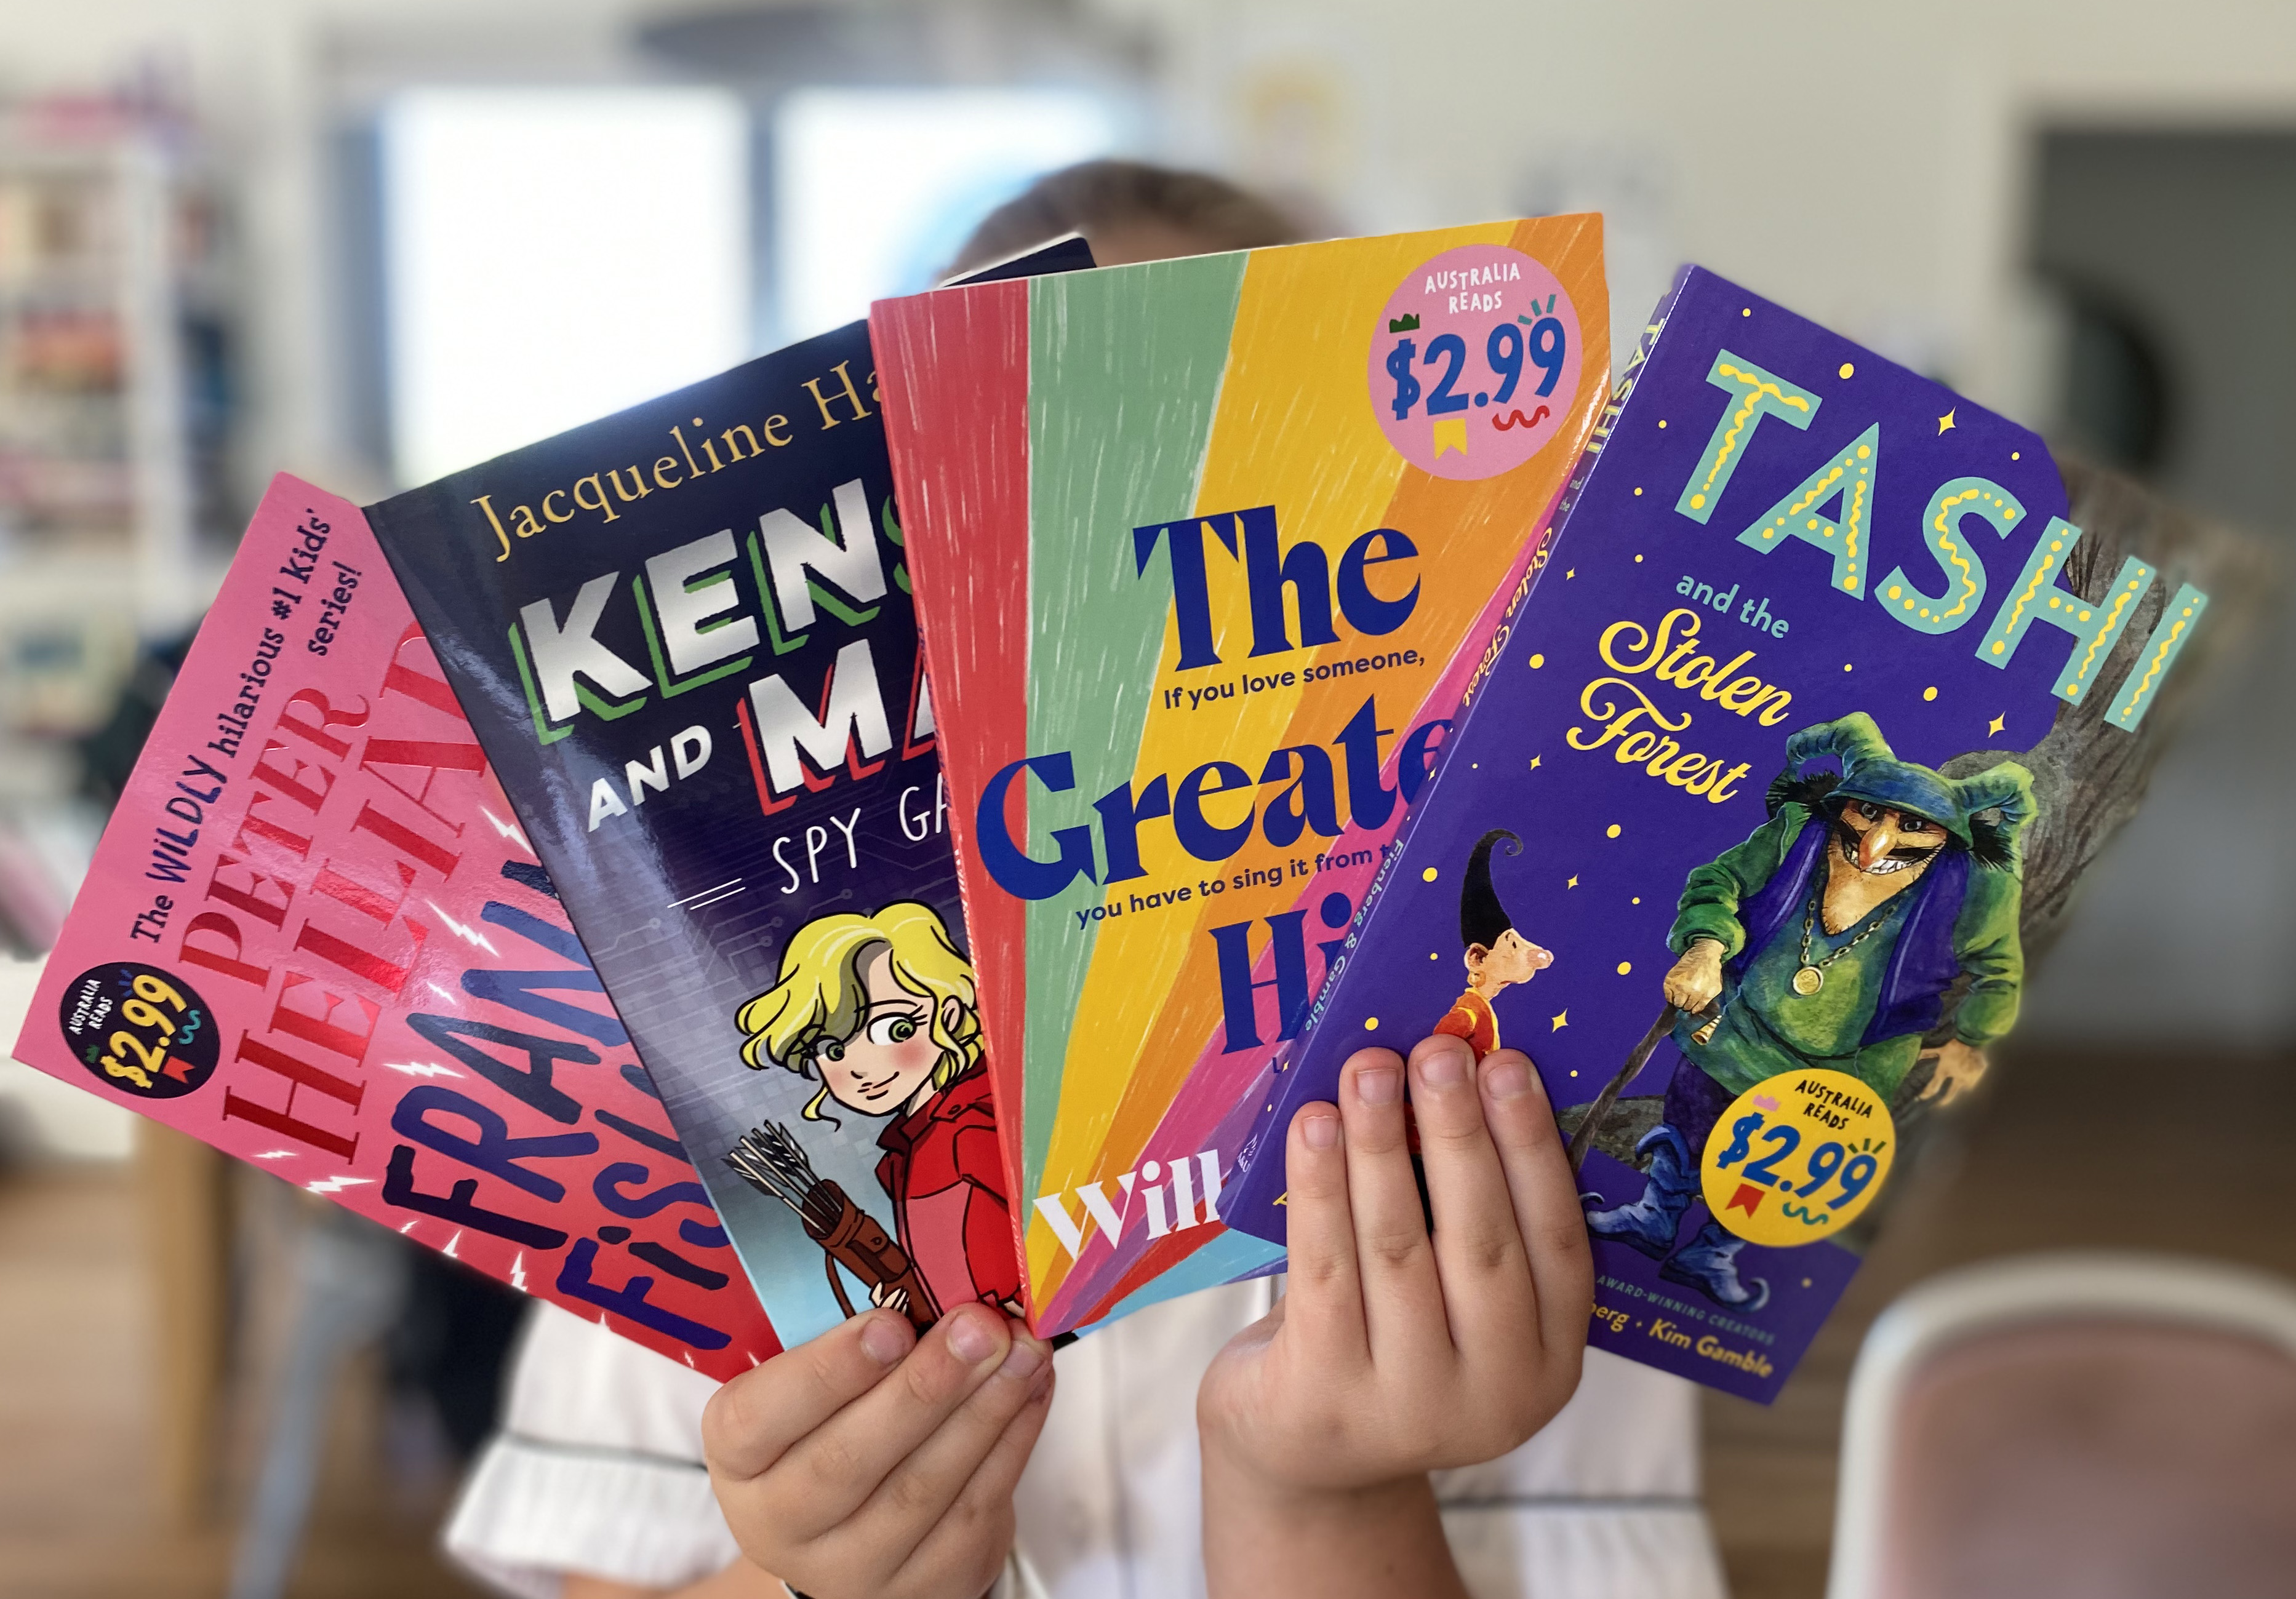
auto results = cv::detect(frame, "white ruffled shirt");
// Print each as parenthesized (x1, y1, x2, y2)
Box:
(446, 1282, 1726, 1599)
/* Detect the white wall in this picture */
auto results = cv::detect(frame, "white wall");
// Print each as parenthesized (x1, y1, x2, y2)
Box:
(12, 0, 2296, 482)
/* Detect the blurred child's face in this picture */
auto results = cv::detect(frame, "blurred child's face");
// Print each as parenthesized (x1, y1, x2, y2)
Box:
(1466, 927, 1553, 992)
(812, 948, 942, 1116)
(1090, 218, 1228, 267)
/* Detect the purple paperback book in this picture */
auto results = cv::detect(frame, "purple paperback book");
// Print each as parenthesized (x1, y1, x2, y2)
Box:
(1225, 266, 2212, 1400)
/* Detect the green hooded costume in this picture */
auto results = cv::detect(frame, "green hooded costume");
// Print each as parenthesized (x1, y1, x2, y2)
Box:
(1668, 712, 2035, 1103)
(1587, 714, 2040, 1312)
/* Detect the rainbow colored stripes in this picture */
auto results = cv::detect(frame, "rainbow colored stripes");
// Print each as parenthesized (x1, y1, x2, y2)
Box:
(876, 218, 1608, 1331)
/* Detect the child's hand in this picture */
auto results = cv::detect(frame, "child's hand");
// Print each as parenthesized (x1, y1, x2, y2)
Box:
(703, 1302, 1054, 1599)
(1196, 1034, 1592, 1597)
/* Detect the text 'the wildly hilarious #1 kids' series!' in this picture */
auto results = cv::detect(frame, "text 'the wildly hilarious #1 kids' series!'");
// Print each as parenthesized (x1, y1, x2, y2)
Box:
(871, 218, 1610, 1336)
(1226, 267, 2213, 1401)
(12, 477, 773, 1374)
(365, 240, 1092, 1354)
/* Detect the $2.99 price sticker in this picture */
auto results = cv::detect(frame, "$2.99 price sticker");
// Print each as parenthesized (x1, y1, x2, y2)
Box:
(1367, 242, 1582, 481)
(1698, 1068, 1895, 1247)
(58, 962, 220, 1099)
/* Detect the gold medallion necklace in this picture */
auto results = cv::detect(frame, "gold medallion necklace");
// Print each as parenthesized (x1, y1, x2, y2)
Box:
(1791, 847, 1914, 997)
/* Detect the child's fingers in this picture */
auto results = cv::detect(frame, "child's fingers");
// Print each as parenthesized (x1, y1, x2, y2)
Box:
(1279, 1096, 1369, 1369)
(1476, 1051, 1594, 1358)
(769, 1303, 1016, 1534)
(956, 1366, 1057, 1512)
(1407, 1035, 1537, 1348)
(1336, 1048, 1446, 1363)
(847, 1329, 1053, 1558)
(876, 1359, 1055, 1581)
(703, 1308, 918, 1481)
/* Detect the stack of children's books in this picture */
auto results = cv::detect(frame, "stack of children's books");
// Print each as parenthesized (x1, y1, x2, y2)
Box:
(12, 219, 2212, 1400)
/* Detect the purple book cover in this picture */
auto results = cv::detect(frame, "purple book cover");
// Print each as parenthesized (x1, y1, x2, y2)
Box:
(1226, 266, 2211, 1401)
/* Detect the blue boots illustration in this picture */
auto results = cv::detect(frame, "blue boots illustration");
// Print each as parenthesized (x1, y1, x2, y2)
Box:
(1658, 1222, 1769, 1311)
(1582, 1123, 1770, 1312)
(1582, 1124, 1698, 1257)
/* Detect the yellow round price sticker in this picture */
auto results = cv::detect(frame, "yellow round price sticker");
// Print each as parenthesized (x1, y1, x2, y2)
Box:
(1698, 1068, 1895, 1247)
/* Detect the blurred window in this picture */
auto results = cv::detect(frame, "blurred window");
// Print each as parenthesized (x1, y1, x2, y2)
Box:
(773, 88, 1116, 340)
(381, 88, 750, 486)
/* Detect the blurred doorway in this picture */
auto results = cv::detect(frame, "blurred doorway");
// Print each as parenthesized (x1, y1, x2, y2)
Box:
(2017, 130, 2296, 1048)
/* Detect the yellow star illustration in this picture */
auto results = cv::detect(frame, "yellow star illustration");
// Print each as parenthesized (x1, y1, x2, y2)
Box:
(1566, 567, 1576, 579)
(1566, 874, 1579, 888)
(1550, 1011, 1569, 1031)
(1529, 754, 1543, 770)
(1987, 712, 2006, 736)
(1938, 409, 1958, 434)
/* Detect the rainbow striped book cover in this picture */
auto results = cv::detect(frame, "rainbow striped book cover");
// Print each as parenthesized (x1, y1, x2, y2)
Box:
(872, 219, 1608, 1333)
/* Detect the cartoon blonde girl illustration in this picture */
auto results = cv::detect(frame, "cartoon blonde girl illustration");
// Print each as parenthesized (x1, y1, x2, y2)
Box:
(735, 902, 1019, 1318)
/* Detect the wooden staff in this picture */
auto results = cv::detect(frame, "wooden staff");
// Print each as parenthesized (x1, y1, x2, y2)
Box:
(1565, 999, 1722, 1175)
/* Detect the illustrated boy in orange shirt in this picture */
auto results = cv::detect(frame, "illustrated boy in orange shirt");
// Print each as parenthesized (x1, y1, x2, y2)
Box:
(1433, 829, 1554, 1057)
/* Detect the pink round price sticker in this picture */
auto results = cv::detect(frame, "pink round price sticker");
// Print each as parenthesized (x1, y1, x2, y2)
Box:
(1367, 244, 1582, 481)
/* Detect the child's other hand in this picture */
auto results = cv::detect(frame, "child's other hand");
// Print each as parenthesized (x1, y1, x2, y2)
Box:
(703, 1303, 1053, 1599)
(1199, 1033, 1592, 1501)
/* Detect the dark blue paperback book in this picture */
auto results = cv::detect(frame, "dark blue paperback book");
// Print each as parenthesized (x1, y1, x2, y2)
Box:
(367, 241, 1094, 1359)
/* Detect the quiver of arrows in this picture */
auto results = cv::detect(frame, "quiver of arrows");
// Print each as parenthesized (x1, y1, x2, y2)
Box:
(727, 1122, 940, 1330)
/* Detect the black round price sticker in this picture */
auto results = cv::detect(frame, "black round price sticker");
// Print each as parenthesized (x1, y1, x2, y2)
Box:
(57, 963, 220, 1099)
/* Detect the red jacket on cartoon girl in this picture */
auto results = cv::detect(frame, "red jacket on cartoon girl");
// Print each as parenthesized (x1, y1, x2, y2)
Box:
(874, 1059, 1019, 1314)
(735, 901, 1022, 1317)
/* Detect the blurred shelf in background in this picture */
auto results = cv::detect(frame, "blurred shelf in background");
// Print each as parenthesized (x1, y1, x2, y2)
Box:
(0, 92, 240, 954)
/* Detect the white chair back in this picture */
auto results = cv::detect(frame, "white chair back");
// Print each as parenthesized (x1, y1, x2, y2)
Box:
(1828, 1251, 2296, 1599)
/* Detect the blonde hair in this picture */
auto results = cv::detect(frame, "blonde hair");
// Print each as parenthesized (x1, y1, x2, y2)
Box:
(735, 903, 982, 1117)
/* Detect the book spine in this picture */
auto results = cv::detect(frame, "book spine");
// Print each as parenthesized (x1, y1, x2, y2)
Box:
(869, 282, 1045, 1327)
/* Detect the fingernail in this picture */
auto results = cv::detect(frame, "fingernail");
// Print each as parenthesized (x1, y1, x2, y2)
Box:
(1484, 1059, 1534, 1100)
(1356, 1065, 1401, 1105)
(998, 1338, 1046, 1381)
(1301, 1109, 1340, 1149)
(859, 1315, 910, 1365)
(947, 1309, 999, 1365)
(1417, 1048, 1466, 1089)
